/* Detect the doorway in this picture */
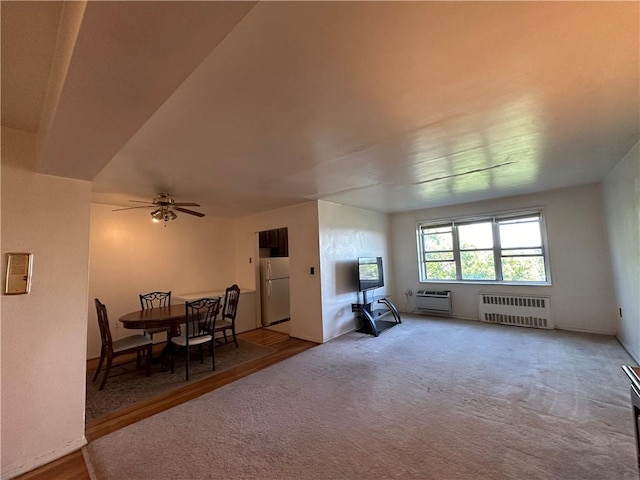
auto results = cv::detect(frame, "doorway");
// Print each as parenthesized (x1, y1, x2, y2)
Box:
(257, 227, 291, 335)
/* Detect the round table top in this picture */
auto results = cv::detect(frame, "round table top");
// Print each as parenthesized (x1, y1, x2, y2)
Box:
(119, 303, 187, 330)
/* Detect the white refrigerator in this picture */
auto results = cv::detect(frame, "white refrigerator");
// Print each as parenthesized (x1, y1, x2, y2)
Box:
(260, 257, 290, 326)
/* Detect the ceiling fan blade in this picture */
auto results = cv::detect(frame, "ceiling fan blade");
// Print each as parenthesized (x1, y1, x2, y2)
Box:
(172, 202, 201, 207)
(175, 207, 205, 217)
(128, 200, 155, 204)
(112, 206, 154, 211)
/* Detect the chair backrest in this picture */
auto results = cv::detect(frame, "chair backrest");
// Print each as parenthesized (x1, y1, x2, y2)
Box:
(95, 298, 114, 349)
(221, 284, 241, 323)
(184, 298, 220, 341)
(139, 291, 171, 310)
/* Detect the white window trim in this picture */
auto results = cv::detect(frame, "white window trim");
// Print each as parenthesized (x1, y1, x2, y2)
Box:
(415, 207, 552, 286)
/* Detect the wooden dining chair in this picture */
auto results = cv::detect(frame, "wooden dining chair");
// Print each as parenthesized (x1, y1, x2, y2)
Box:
(170, 297, 220, 381)
(139, 291, 172, 341)
(93, 298, 153, 390)
(214, 284, 241, 348)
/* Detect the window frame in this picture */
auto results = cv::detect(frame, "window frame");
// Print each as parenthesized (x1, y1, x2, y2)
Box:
(416, 208, 552, 285)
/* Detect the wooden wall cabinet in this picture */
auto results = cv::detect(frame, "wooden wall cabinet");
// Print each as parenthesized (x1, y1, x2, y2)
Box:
(259, 228, 288, 257)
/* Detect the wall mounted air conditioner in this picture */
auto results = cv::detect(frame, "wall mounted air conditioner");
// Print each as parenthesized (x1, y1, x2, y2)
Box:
(415, 290, 452, 316)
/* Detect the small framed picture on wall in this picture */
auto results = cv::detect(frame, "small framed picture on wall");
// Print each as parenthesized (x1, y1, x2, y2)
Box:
(5, 252, 33, 295)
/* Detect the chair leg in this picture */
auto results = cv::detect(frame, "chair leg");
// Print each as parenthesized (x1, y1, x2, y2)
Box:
(170, 342, 175, 374)
(185, 344, 190, 381)
(145, 344, 152, 377)
(92, 347, 106, 382)
(232, 328, 238, 348)
(99, 352, 113, 390)
(210, 340, 216, 372)
(223, 331, 228, 344)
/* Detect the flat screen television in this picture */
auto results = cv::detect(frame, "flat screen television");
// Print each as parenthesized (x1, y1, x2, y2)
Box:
(358, 257, 384, 292)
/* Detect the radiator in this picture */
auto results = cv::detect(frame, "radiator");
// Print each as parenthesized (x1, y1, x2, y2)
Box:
(477, 293, 553, 329)
(416, 290, 452, 315)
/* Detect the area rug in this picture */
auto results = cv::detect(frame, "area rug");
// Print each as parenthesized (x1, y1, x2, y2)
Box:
(85, 339, 274, 422)
(85, 316, 638, 479)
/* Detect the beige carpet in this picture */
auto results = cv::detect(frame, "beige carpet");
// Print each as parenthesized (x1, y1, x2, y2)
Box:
(85, 316, 638, 479)
(86, 340, 275, 422)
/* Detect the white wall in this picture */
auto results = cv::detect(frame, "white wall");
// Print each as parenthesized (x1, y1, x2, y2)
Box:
(235, 201, 323, 343)
(603, 141, 640, 361)
(318, 201, 389, 341)
(1, 127, 91, 478)
(390, 184, 617, 334)
(87, 203, 238, 358)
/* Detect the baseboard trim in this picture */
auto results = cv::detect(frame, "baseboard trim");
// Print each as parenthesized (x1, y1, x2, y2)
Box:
(616, 337, 640, 364)
(2, 437, 87, 480)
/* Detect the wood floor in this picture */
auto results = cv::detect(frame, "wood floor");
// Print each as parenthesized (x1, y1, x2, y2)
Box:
(15, 329, 315, 480)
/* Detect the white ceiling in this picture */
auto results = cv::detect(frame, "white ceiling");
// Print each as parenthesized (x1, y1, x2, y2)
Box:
(2, 1, 639, 217)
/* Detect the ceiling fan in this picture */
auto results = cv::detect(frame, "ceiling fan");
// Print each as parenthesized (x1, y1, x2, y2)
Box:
(112, 193, 205, 224)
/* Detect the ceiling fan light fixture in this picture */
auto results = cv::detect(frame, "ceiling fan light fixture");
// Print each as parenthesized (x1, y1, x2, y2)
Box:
(151, 209, 163, 222)
(117, 193, 203, 225)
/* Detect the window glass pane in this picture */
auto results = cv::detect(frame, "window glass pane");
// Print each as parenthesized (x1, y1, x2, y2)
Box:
(425, 252, 454, 261)
(502, 256, 546, 282)
(458, 222, 493, 249)
(460, 250, 495, 280)
(499, 219, 541, 248)
(425, 261, 456, 280)
(502, 248, 542, 256)
(423, 227, 453, 251)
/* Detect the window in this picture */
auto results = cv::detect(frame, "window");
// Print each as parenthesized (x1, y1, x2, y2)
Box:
(417, 210, 550, 284)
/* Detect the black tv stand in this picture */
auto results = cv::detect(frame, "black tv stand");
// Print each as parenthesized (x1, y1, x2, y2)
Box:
(351, 289, 402, 337)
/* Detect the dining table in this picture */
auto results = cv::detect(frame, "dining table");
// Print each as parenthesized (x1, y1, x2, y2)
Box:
(119, 303, 188, 335)
(119, 299, 223, 366)
(120, 304, 188, 365)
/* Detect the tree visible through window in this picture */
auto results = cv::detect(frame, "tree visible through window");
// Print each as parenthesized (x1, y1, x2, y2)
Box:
(417, 210, 550, 284)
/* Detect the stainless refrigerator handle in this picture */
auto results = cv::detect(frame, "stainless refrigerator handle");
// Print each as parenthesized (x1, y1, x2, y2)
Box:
(268, 279, 272, 298)
(267, 261, 272, 280)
